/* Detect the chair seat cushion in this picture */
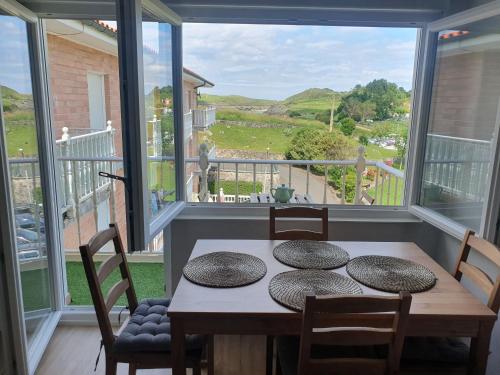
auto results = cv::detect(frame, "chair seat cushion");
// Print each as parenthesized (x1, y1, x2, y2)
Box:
(277, 336, 381, 375)
(113, 298, 203, 354)
(402, 337, 470, 366)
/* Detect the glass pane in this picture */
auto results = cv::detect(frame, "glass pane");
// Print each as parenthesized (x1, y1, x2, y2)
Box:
(142, 13, 176, 220)
(183, 24, 417, 206)
(0, 14, 52, 345)
(420, 17, 500, 230)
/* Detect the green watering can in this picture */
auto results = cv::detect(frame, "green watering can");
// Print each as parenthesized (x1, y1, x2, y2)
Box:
(271, 184, 295, 203)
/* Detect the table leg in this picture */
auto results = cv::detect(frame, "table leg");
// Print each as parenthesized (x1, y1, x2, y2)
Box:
(469, 321, 494, 375)
(171, 316, 186, 375)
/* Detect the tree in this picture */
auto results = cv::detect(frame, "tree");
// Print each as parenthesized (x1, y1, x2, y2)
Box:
(358, 100, 376, 122)
(339, 118, 356, 136)
(286, 128, 355, 164)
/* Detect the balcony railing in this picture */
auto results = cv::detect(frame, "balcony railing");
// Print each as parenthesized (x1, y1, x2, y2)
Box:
(423, 133, 491, 201)
(55, 123, 116, 210)
(192, 107, 216, 130)
(184, 111, 193, 142)
(186, 145, 405, 206)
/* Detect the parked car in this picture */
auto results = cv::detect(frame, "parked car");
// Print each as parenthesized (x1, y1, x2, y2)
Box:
(15, 206, 45, 233)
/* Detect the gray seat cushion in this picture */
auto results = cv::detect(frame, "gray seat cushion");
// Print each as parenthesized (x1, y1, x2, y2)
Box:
(113, 298, 203, 354)
(402, 337, 470, 366)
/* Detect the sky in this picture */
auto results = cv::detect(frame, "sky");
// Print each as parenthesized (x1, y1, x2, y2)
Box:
(0, 15, 33, 95)
(183, 24, 418, 100)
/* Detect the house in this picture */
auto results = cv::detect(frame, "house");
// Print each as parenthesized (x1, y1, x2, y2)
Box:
(44, 19, 215, 250)
(0, 1, 499, 375)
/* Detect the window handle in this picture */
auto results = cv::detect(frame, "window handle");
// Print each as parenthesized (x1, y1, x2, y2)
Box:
(99, 171, 127, 184)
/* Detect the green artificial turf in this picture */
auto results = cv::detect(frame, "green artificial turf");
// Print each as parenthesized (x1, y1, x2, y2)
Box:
(66, 261, 165, 306)
(20, 268, 51, 312)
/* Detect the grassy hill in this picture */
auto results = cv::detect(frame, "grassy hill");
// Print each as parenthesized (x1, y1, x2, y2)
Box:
(199, 94, 277, 107)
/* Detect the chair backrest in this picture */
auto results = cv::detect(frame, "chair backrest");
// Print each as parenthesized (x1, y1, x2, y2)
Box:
(454, 229, 500, 313)
(269, 207, 328, 241)
(79, 223, 138, 349)
(298, 292, 412, 375)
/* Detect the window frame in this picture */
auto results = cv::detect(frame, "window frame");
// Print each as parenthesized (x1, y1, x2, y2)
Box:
(409, 0, 500, 241)
(0, 1, 65, 373)
(117, 0, 184, 250)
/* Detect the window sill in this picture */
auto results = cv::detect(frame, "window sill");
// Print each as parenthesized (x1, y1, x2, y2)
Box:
(177, 204, 421, 223)
(409, 205, 467, 240)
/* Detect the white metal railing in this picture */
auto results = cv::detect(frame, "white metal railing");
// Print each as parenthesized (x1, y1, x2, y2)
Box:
(184, 111, 193, 142)
(192, 107, 216, 129)
(187, 145, 405, 206)
(55, 123, 116, 209)
(423, 134, 491, 201)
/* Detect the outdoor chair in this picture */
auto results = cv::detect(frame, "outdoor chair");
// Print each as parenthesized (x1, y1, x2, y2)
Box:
(79, 223, 207, 375)
(401, 229, 500, 373)
(277, 292, 412, 375)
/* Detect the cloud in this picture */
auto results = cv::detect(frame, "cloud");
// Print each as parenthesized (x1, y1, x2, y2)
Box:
(186, 24, 417, 100)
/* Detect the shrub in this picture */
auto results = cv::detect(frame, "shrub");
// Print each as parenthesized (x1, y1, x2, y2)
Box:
(208, 180, 263, 196)
(358, 134, 369, 146)
(339, 117, 356, 136)
(329, 166, 356, 203)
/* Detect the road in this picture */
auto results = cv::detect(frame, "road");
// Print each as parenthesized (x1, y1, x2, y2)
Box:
(278, 165, 341, 204)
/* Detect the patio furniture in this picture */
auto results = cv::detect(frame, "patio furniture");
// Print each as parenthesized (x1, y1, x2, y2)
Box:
(250, 193, 313, 204)
(401, 229, 500, 372)
(167, 240, 497, 375)
(276, 292, 412, 375)
(79, 224, 205, 375)
(269, 207, 328, 241)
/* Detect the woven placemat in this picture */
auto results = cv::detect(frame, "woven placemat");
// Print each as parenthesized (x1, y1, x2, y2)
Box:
(346, 255, 437, 293)
(183, 251, 267, 288)
(273, 240, 349, 269)
(268, 270, 363, 311)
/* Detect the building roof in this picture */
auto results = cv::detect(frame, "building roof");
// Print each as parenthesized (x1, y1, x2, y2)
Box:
(46, 19, 214, 88)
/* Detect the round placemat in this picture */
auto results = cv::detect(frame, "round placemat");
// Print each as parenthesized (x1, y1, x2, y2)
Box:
(183, 251, 267, 288)
(346, 255, 437, 293)
(273, 240, 349, 269)
(268, 270, 363, 311)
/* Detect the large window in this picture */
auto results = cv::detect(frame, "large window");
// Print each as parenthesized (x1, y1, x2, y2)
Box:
(182, 24, 417, 206)
(419, 16, 500, 231)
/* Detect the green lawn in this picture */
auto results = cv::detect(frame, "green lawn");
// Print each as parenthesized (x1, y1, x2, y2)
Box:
(364, 144, 397, 160)
(210, 123, 302, 153)
(21, 268, 51, 312)
(5, 123, 38, 157)
(66, 261, 165, 306)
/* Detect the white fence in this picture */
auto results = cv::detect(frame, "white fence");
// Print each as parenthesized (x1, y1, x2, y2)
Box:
(423, 133, 491, 201)
(56, 124, 116, 209)
(186, 145, 405, 206)
(192, 107, 216, 129)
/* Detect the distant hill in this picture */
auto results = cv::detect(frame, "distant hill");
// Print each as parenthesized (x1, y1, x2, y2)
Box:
(0, 85, 33, 113)
(284, 88, 339, 104)
(199, 94, 277, 107)
(267, 88, 344, 118)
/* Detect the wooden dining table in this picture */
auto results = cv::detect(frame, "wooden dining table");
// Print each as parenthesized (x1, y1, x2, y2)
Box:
(168, 240, 497, 375)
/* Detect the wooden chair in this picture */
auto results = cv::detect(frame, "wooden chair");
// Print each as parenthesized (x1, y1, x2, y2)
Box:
(402, 229, 500, 373)
(269, 206, 328, 241)
(277, 292, 412, 375)
(268, 206, 329, 374)
(79, 223, 205, 375)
